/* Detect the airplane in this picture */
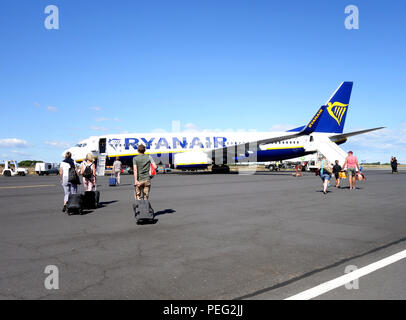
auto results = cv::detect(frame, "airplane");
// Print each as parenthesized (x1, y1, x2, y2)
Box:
(63, 82, 384, 174)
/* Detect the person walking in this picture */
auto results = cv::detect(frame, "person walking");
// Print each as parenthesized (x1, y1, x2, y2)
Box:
(343, 151, 360, 190)
(391, 156, 398, 174)
(80, 153, 96, 191)
(112, 157, 122, 186)
(133, 145, 157, 200)
(59, 151, 79, 212)
(333, 160, 342, 188)
(317, 156, 333, 194)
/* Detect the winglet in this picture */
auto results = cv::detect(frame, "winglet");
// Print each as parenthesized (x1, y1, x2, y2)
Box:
(300, 105, 326, 135)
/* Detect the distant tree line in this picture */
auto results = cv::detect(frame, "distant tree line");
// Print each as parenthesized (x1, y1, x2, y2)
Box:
(362, 162, 393, 165)
(18, 160, 43, 167)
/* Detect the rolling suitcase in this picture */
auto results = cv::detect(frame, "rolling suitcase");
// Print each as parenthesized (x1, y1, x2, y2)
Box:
(109, 175, 117, 186)
(66, 193, 84, 215)
(83, 190, 100, 209)
(133, 200, 155, 223)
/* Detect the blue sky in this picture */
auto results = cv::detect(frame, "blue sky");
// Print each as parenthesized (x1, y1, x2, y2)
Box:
(0, 0, 405, 163)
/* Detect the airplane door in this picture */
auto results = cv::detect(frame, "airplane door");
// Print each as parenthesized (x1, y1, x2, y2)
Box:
(99, 138, 107, 154)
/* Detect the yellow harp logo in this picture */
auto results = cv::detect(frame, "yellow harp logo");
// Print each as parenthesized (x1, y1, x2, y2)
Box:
(327, 101, 348, 126)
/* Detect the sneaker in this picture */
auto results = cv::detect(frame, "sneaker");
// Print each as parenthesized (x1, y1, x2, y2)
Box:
(62, 205, 66, 212)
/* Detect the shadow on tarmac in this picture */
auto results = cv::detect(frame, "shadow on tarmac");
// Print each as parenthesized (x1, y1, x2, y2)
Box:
(136, 219, 158, 225)
(98, 200, 118, 207)
(155, 209, 176, 216)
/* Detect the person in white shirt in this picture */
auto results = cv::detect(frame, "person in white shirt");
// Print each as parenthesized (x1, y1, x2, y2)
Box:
(112, 157, 122, 186)
(59, 152, 79, 212)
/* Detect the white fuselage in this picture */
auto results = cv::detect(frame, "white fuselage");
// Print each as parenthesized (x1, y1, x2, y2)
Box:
(63, 131, 335, 168)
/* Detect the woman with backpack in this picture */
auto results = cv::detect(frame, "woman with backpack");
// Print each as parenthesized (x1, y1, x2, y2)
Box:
(80, 153, 96, 191)
(59, 151, 80, 212)
(317, 156, 333, 194)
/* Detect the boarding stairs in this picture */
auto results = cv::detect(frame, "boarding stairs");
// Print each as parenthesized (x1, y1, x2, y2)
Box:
(305, 135, 347, 166)
(96, 153, 107, 176)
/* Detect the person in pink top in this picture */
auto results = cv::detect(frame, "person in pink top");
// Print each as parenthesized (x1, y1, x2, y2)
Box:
(343, 151, 360, 190)
(80, 153, 97, 191)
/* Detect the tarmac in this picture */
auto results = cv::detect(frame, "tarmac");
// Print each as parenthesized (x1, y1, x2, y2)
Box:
(0, 169, 405, 300)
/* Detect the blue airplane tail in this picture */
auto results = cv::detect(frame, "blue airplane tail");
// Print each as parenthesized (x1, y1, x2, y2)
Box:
(289, 82, 353, 134)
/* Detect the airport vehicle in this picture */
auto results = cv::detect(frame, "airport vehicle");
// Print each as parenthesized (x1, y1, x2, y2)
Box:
(63, 82, 384, 174)
(1, 160, 29, 176)
(306, 152, 324, 171)
(279, 153, 323, 171)
(35, 162, 59, 175)
(264, 162, 282, 171)
(157, 164, 172, 173)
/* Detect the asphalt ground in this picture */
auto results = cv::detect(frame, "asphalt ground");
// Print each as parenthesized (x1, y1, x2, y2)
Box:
(0, 169, 405, 300)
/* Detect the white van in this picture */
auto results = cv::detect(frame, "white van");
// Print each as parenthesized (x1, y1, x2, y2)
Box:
(35, 162, 59, 175)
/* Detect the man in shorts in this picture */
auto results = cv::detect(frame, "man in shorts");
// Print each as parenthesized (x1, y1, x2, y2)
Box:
(133, 144, 157, 200)
(343, 151, 360, 190)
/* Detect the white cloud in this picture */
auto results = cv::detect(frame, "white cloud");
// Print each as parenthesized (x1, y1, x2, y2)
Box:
(180, 123, 259, 133)
(10, 150, 31, 156)
(91, 106, 101, 111)
(347, 127, 405, 149)
(0, 138, 28, 148)
(183, 123, 201, 132)
(34, 102, 40, 107)
(96, 117, 109, 122)
(46, 106, 58, 112)
(268, 124, 295, 132)
(344, 125, 406, 163)
(151, 128, 168, 133)
(113, 118, 120, 122)
(0, 150, 31, 159)
(90, 125, 108, 131)
(44, 141, 71, 149)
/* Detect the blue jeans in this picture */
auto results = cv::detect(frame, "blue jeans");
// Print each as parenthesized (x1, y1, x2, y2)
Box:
(62, 181, 78, 203)
(320, 173, 331, 182)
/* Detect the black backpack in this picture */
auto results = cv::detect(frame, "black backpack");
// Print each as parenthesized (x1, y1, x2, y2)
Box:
(83, 163, 93, 179)
(68, 167, 80, 185)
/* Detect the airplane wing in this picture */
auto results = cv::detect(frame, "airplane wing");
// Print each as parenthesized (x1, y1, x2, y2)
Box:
(206, 105, 327, 156)
(205, 131, 309, 158)
(329, 127, 385, 142)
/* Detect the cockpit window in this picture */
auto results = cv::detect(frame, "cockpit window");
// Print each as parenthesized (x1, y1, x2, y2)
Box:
(75, 143, 87, 147)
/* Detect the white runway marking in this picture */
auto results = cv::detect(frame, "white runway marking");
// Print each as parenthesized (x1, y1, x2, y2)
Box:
(0, 184, 56, 190)
(285, 249, 406, 300)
